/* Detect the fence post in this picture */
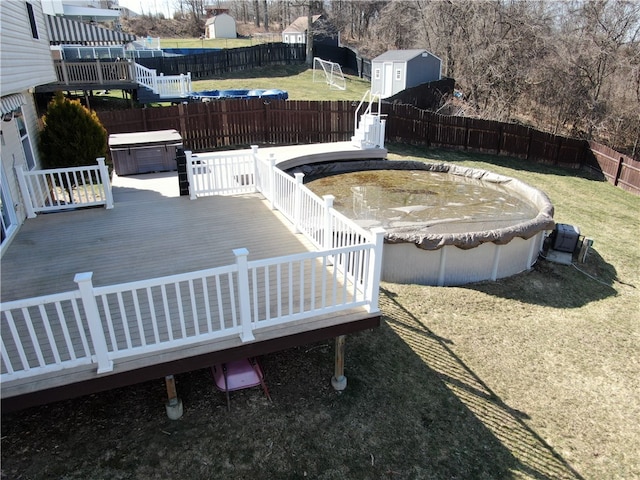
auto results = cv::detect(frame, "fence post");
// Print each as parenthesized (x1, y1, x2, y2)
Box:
(96, 158, 114, 209)
(268, 154, 276, 210)
(365, 227, 386, 313)
(233, 248, 255, 343)
(185, 151, 196, 200)
(74, 272, 114, 374)
(15, 165, 36, 218)
(614, 157, 624, 186)
(323, 195, 335, 250)
(293, 172, 304, 234)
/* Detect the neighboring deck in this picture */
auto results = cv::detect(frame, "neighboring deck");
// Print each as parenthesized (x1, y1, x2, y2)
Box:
(1, 150, 383, 410)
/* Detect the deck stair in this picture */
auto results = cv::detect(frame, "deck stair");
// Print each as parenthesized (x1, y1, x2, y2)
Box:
(133, 62, 192, 103)
(351, 91, 386, 149)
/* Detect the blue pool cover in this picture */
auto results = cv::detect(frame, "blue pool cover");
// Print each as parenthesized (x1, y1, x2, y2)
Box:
(189, 89, 288, 101)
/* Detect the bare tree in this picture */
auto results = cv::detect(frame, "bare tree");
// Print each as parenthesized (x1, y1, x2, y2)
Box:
(263, 0, 269, 31)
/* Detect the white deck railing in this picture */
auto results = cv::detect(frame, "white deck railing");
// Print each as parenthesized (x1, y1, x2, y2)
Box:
(0, 236, 384, 382)
(134, 62, 192, 98)
(16, 158, 114, 218)
(1, 148, 385, 383)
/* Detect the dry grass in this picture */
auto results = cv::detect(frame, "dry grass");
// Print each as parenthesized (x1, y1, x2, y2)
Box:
(1, 145, 638, 479)
(190, 65, 371, 101)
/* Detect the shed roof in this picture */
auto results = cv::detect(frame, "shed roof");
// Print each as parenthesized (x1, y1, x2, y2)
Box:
(372, 49, 437, 63)
(283, 15, 322, 33)
(205, 13, 235, 26)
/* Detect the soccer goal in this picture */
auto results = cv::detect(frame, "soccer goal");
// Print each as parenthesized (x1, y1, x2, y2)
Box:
(313, 57, 346, 90)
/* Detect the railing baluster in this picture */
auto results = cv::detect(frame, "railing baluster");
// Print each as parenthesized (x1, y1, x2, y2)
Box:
(71, 297, 90, 356)
(215, 276, 225, 331)
(202, 278, 213, 333)
(146, 287, 160, 343)
(38, 305, 61, 364)
(175, 283, 186, 339)
(188, 279, 199, 336)
(4, 311, 30, 371)
(132, 289, 146, 347)
(160, 284, 173, 341)
(1, 337, 15, 375)
(22, 307, 46, 367)
(54, 302, 75, 361)
(99, 295, 117, 351)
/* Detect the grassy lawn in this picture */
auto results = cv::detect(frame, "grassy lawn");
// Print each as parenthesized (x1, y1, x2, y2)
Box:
(190, 65, 371, 101)
(1, 157, 638, 476)
(160, 36, 278, 50)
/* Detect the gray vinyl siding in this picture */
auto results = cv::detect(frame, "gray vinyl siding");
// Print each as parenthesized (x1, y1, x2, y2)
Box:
(0, 0, 57, 95)
(0, 94, 42, 228)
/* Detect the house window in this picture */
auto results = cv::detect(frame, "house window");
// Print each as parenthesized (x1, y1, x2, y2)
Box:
(15, 109, 35, 170)
(374, 68, 381, 80)
(1, 166, 18, 248)
(395, 69, 402, 81)
(26, 2, 39, 39)
(297, 35, 302, 43)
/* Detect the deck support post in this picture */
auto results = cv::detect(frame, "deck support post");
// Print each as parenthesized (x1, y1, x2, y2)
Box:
(234, 248, 256, 343)
(96, 157, 114, 209)
(74, 272, 113, 374)
(164, 375, 183, 420)
(331, 335, 347, 391)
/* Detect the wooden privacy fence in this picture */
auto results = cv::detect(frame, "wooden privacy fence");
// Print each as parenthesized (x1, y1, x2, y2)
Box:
(136, 43, 306, 80)
(97, 101, 640, 194)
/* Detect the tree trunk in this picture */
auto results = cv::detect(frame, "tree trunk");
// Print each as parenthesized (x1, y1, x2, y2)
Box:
(263, 0, 269, 31)
(305, 4, 313, 65)
(254, 0, 260, 27)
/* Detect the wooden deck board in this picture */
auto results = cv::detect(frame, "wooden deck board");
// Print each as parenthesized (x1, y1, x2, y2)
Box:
(1, 174, 313, 301)
(1, 169, 379, 403)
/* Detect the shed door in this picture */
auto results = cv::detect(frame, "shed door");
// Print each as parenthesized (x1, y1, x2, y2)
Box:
(383, 63, 393, 97)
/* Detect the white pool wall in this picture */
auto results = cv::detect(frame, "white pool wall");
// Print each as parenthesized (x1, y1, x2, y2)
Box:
(382, 231, 546, 286)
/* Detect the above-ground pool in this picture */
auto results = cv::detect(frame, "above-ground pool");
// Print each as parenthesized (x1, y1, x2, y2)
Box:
(301, 160, 555, 286)
(189, 89, 288, 101)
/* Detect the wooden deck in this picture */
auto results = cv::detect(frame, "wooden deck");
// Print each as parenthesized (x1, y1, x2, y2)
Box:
(1, 170, 379, 409)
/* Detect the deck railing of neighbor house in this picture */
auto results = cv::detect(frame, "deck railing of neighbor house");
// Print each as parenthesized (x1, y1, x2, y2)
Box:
(54, 59, 134, 85)
(16, 158, 114, 218)
(1, 149, 384, 383)
(134, 62, 192, 98)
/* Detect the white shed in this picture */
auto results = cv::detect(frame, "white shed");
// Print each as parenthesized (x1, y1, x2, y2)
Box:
(205, 13, 236, 39)
(371, 50, 442, 99)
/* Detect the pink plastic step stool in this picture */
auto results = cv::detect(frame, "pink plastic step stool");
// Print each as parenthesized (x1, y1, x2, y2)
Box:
(211, 358, 271, 410)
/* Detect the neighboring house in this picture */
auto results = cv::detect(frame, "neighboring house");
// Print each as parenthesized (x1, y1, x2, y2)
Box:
(42, 0, 120, 22)
(282, 14, 338, 47)
(371, 49, 442, 99)
(0, 0, 57, 254)
(205, 12, 237, 39)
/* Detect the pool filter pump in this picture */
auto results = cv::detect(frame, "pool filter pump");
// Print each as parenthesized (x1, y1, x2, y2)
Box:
(544, 224, 592, 265)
